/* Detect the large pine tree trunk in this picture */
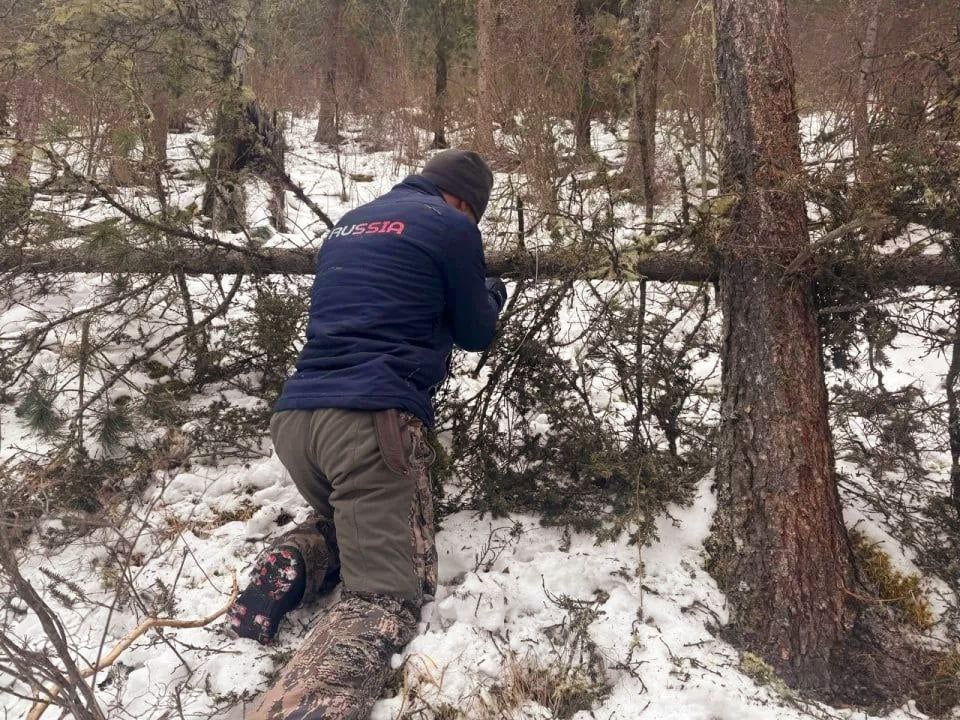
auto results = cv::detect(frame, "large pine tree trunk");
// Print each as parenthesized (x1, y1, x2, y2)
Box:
(625, 0, 662, 234)
(708, 0, 856, 691)
(475, 0, 496, 150)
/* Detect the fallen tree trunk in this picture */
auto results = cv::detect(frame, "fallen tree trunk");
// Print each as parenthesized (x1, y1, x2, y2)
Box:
(3, 246, 960, 287)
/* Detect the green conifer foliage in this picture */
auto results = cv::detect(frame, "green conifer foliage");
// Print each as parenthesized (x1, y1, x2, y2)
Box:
(15, 370, 63, 438)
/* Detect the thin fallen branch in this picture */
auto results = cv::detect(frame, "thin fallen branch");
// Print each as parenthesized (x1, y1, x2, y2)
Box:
(27, 571, 239, 720)
(0, 534, 102, 720)
(267, 154, 336, 230)
(38, 147, 274, 262)
(782, 213, 893, 276)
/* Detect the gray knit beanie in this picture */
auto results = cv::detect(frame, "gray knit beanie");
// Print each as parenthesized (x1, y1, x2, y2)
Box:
(421, 149, 494, 221)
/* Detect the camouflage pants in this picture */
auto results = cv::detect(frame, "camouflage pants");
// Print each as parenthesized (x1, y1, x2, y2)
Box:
(249, 408, 437, 720)
(249, 592, 418, 720)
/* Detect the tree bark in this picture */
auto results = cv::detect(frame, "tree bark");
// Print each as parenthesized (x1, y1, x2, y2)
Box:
(314, 71, 339, 145)
(851, 0, 881, 169)
(948, 295, 960, 514)
(849, 0, 885, 253)
(146, 90, 171, 168)
(314, 0, 343, 146)
(2, 73, 41, 233)
(708, 0, 856, 691)
(107, 133, 138, 188)
(5, 74, 41, 186)
(253, 105, 288, 232)
(431, 0, 450, 150)
(203, 96, 287, 232)
(475, 0, 496, 150)
(625, 0, 662, 234)
(202, 38, 250, 232)
(573, 0, 593, 154)
(141, 88, 172, 207)
(197, 1, 287, 233)
(0, 92, 9, 130)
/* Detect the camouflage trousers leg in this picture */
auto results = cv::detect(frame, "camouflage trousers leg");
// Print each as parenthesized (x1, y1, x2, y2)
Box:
(249, 592, 418, 720)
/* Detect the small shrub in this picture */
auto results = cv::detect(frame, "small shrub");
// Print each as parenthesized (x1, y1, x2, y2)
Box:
(219, 279, 309, 396)
(440, 280, 715, 546)
(83, 219, 129, 261)
(142, 359, 173, 380)
(94, 396, 136, 454)
(917, 651, 960, 716)
(15, 370, 63, 438)
(142, 378, 193, 423)
(187, 402, 273, 462)
(19, 452, 128, 514)
(210, 498, 258, 526)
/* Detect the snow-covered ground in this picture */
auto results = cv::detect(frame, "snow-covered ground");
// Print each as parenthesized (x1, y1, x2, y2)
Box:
(3, 456, 947, 720)
(2, 116, 958, 719)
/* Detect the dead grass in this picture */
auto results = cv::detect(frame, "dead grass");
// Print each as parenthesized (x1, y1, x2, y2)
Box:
(393, 590, 611, 719)
(492, 652, 608, 718)
(157, 498, 257, 542)
(850, 530, 934, 630)
(916, 650, 960, 717)
(394, 649, 608, 719)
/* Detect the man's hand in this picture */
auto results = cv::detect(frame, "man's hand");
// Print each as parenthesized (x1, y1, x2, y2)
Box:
(485, 277, 508, 311)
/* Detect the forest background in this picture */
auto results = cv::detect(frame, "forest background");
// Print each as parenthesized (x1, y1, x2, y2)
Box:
(3, 1, 960, 718)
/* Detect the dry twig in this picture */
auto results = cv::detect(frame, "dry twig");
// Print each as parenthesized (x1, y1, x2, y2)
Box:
(27, 571, 239, 720)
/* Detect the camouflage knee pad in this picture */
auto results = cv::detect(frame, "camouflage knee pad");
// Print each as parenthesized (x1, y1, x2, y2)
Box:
(249, 592, 418, 720)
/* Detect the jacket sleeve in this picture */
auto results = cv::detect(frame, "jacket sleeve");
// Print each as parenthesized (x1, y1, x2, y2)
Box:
(442, 217, 502, 352)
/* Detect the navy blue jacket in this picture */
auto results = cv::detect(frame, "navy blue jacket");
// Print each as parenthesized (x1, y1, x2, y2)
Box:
(275, 176, 502, 427)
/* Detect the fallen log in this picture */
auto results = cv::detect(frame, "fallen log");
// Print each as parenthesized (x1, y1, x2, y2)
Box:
(2, 245, 958, 288)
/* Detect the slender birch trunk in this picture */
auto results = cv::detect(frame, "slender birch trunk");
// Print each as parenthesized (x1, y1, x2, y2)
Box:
(6, 74, 41, 186)
(852, 0, 881, 169)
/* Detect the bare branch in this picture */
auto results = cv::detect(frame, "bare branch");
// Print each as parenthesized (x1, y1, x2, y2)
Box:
(26, 572, 239, 720)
